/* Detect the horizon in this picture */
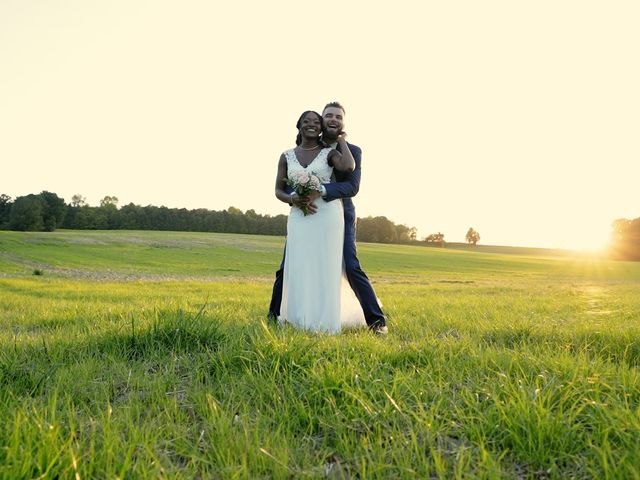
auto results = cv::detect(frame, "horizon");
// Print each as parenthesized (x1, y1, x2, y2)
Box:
(2, 1, 638, 251)
(0, 190, 627, 253)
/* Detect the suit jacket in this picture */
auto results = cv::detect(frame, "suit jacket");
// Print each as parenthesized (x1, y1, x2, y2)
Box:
(323, 142, 362, 228)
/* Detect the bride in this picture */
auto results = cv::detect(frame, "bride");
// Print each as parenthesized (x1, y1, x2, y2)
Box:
(274, 110, 367, 334)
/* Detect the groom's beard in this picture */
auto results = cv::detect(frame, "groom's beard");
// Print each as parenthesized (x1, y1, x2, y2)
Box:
(322, 131, 340, 143)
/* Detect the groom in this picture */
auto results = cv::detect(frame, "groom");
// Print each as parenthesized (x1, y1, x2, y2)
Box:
(268, 101, 388, 334)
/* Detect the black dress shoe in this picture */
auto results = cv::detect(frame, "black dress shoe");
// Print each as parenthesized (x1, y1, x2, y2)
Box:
(266, 311, 278, 324)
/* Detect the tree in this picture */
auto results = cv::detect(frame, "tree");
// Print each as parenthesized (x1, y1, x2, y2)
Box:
(610, 217, 640, 261)
(357, 216, 398, 243)
(9, 195, 44, 231)
(100, 196, 119, 208)
(394, 224, 412, 243)
(465, 227, 480, 246)
(71, 194, 87, 207)
(0, 194, 12, 229)
(97, 196, 119, 229)
(424, 232, 445, 246)
(224, 207, 248, 233)
(39, 191, 66, 231)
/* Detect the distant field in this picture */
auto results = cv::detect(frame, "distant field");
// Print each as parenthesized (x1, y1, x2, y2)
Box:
(1, 230, 639, 478)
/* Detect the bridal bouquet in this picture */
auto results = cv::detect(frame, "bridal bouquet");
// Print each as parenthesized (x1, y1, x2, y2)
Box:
(285, 171, 322, 216)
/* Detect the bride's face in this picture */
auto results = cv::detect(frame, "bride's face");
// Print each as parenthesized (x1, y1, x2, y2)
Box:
(299, 113, 322, 140)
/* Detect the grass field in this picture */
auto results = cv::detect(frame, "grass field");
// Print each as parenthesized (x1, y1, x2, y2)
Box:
(1, 230, 639, 479)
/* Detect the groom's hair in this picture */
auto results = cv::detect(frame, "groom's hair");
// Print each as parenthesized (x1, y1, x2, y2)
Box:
(295, 110, 323, 146)
(323, 101, 345, 114)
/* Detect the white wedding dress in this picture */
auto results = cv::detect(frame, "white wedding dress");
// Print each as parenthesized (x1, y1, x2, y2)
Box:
(279, 147, 367, 334)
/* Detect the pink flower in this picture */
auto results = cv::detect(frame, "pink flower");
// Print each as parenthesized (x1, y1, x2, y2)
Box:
(309, 175, 321, 188)
(295, 172, 310, 184)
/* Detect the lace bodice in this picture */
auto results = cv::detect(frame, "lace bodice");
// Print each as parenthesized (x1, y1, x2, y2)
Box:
(284, 147, 333, 183)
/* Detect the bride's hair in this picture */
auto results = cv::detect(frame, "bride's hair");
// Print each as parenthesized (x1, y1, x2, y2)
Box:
(295, 110, 323, 146)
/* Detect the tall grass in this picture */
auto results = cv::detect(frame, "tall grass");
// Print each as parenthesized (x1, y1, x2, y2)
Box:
(0, 231, 639, 478)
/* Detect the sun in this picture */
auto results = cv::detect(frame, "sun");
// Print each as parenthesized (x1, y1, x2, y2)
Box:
(567, 229, 611, 253)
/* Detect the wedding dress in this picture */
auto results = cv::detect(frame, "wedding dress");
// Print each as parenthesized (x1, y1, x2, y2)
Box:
(279, 147, 367, 334)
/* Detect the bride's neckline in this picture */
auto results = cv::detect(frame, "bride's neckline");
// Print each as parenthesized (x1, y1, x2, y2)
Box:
(293, 147, 325, 169)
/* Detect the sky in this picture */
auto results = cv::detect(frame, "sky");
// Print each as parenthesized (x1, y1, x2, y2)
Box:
(2, 1, 638, 250)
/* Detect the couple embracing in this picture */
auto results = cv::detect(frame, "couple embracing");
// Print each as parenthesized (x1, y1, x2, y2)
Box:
(267, 102, 388, 335)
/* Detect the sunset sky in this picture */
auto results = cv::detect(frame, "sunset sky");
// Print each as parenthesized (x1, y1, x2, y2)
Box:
(2, 1, 638, 250)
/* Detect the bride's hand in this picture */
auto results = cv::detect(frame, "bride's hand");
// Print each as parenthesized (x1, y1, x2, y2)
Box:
(292, 193, 318, 214)
(291, 193, 310, 206)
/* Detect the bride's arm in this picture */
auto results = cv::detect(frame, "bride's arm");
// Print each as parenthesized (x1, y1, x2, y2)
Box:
(328, 135, 355, 172)
(275, 154, 294, 204)
(275, 153, 310, 207)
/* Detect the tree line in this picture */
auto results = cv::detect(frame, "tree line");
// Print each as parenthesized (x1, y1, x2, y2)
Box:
(0, 193, 288, 236)
(0, 192, 429, 244)
(11, 192, 636, 259)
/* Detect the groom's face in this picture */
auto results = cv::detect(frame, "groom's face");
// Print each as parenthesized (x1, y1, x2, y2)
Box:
(322, 107, 344, 138)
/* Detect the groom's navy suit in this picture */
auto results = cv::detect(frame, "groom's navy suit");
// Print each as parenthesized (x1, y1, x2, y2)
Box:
(269, 142, 386, 328)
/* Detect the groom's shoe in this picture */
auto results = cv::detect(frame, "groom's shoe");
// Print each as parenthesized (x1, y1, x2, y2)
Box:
(370, 323, 388, 335)
(266, 311, 278, 324)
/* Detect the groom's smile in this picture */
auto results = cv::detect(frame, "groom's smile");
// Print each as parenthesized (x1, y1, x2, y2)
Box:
(322, 106, 344, 137)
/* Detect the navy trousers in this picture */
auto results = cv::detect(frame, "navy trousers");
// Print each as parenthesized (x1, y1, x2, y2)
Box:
(269, 209, 386, 328)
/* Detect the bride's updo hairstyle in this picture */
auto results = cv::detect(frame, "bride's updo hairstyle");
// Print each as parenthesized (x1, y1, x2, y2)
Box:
(295, 110, 323, 146)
